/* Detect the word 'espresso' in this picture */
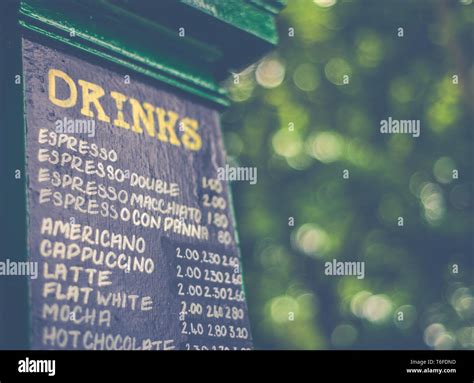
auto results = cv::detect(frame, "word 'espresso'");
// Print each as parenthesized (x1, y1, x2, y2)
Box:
(48, 69, 202, 151)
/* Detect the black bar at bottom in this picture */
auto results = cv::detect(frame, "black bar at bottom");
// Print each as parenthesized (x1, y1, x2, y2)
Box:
(0, 350, 472, 382)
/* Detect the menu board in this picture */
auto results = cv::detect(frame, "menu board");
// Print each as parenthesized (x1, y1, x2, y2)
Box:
(22, 38, 252, 350)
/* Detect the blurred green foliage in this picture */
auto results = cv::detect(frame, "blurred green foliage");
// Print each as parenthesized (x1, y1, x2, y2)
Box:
(222, 0, 474, 350)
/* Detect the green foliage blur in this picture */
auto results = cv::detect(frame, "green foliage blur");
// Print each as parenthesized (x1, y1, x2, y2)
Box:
(221, 0, 474, 350)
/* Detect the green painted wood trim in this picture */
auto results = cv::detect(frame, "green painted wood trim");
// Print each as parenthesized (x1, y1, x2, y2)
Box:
(245, 0, 287, 14)
(179, 0, 281, 44)
(19, 0, 230, 107)
(19, 21, 230, 108)
(111, 0, 285, 80)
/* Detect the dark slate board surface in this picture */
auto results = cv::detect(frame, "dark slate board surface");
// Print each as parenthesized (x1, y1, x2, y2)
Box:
(22, 38, 252, 350)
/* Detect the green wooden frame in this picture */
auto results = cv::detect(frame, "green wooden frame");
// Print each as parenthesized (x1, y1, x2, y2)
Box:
(18, 0, 284, 107)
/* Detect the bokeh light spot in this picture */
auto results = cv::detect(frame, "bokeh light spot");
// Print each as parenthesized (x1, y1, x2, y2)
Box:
(272, 129, 303, 158)
(362, 294, 393, 323)
(314, 0, 337, 7)
(433, 156, 456, 184)
(293, 63, 320, 92)
(324, 58, 352, 85)
(270, 295, 299, 324)
(309, 131, 344, 163)
(256, 56, 285, 89)
(293, 223, 329, 258)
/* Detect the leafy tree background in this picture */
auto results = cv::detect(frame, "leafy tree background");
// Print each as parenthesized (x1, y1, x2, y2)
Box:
(222, 0, 473, 349)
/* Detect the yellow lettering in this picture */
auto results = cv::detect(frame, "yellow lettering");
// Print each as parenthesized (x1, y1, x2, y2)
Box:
(46, 69, 203, 151)
(180, 118, 202, 151)
(48, 69, 77, 108)
(78, 79, 110, 123)
(110, 91, 130, 129)
(156, 108, 181, 146)
(129, 98, 155, 137)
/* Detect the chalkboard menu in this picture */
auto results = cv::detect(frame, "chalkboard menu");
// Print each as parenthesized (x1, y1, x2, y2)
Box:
(23, 38, 252, 350)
